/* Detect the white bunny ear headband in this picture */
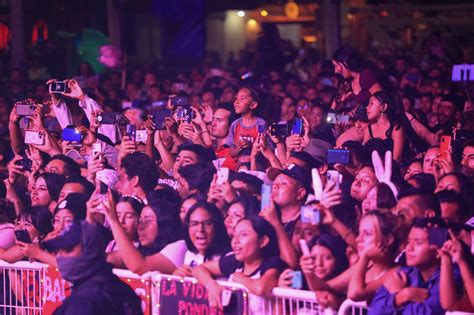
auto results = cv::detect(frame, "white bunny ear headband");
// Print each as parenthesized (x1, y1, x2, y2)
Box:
(371, 150, 399, 200)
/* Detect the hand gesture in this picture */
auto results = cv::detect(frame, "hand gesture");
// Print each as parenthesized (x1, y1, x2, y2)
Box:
(285, 134, 304, 152)
(278, 269, 294, 288)
(90, 110, 103, 132)
(118, 135, 137, 162)
(259, 200, 281, 227)
(17, 241, 41, 259)
(440, 230, 465, 263)
(300, 254, 315, 275)
(7, 155, 24, 184)
(383, 270, 407, 294)
(144, 116, 156, 135)
(62, 79, 86, 100)
(29, 104, 45, 130)
(173, 265, 193, 278)
(163, 117, 179, 137)
(9, 103, 20, 124)
(320, 180, 342, 209)
(207, 282, 224, 311)
(87, 152, 105, 182)
(201, 103, 213, 124)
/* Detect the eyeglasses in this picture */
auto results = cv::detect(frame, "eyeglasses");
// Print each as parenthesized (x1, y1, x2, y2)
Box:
(189, 219, 214, 230)
(52, 217, 74, 226)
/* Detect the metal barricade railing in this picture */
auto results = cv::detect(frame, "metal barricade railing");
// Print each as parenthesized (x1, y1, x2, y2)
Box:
(337, 299, 368, 315)
(1, 260, 376, 315)
(261, 287, 335, 315)
(0, 260, 46, 315)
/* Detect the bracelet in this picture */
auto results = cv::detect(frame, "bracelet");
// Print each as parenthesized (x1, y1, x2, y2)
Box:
(409, 117, 415, 123)
(200, 130, 209, 135)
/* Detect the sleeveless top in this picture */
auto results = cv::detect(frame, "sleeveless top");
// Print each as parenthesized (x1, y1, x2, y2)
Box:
(364, 124, 395, 157)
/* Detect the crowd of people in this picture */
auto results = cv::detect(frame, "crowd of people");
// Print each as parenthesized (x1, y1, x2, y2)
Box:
(0, 36, 473, 314)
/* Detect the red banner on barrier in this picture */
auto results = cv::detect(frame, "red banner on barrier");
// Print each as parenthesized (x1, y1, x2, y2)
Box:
(42, 266, 151, 314)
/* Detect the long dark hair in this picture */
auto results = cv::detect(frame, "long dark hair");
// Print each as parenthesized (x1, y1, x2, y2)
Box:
(308, 233, 348, 279)
(371, 91, 403, 132)
(138, 200, 183, 256)
(332, 46, 365, 72)
(236, 216, 279, 259)
(184, 201, 230, 260)
(18, 207, 53, 241)
(35, 173, 66, 201)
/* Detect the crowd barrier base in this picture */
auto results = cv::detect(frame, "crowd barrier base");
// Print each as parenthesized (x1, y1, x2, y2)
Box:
(4, 260, 468, 315)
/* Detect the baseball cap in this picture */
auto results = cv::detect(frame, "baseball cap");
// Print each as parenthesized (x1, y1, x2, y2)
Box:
(55, 193, 88, 220)
(267, 164, 313, 194)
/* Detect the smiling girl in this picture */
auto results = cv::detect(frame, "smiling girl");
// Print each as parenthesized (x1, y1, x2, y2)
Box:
(193, 216, 285, 312)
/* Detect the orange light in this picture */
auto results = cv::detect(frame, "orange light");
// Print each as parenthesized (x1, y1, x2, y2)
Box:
(260, 10, 268, 17)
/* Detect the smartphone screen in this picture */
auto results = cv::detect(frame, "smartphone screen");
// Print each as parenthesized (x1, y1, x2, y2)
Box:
(261, 184, 272, 210)
(439, 135, 452, 159)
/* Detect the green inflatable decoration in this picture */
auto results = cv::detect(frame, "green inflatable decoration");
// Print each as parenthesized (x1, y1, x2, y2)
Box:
(76, 28, 110, 74)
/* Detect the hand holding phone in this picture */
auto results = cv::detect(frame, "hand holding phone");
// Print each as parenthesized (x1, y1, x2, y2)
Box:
(15, 230, 32, 243)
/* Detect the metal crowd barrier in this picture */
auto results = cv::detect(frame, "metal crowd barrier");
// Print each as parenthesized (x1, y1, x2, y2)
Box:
(337, 299, 368, 315)
(0, 261, 45, 315)
(0, 260, 413, 315)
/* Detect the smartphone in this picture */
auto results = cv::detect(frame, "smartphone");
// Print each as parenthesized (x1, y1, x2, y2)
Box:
(135, 130, 148, 143)
(428, 227, 449, 248)
(91, 143, 101, 158)
(49, 81, 66, 94)
(16, 103, 35, 116)
(270, 123, 289, 137)
(326, 170, 341, 190)
(95, 181, 109, 212)
(326, 149, 350, 164)
(261, 184, 272, 210)
(327, 113, 337, 124)
(65, 149, 86, 164)
(15, 229, 32, 243)
(24, 130, 45, 145)
(257, 124, 265, 134)
(291, 118, 303, 135)
(299, 239, 311, 256)
(62, 127, 83, 143)
(96, 112, 118, 125)
(439, 135, 452, 159)
(151, 109, 173, 130)
(216, 167, 230, 185)
(126, 124, 136, 141)
(301, 205, 320, 224)
(15, 158, 32, 172)
(291, 271, 303, 289)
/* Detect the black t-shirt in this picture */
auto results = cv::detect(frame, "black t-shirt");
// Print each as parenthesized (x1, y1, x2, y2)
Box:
(219, 254, 286, 279)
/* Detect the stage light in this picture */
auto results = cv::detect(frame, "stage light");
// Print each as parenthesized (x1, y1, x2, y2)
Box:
(260, 10, 268, 17)
(237, 11, 245, 17)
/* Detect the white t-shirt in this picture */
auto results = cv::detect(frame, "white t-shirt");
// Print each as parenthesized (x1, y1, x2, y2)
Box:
(160, 240, 187, 268)
(0, 224, 15, 249)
